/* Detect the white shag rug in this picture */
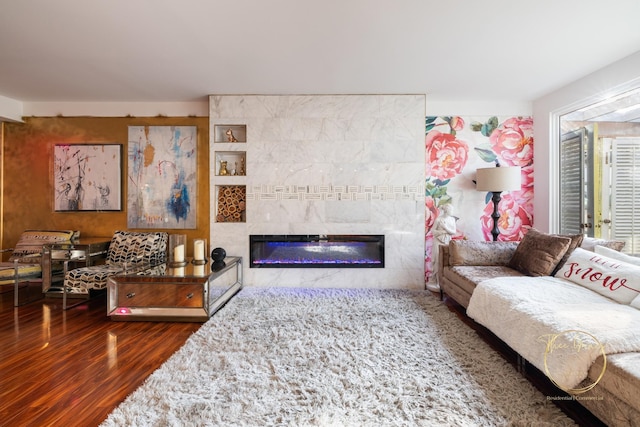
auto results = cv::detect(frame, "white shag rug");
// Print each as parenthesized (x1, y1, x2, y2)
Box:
(101, 288, 576, 427)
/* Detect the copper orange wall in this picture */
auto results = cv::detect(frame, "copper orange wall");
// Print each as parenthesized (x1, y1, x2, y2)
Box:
(2, 116, 209, 257)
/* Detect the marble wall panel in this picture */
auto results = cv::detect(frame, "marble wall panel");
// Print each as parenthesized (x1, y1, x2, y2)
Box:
(210, 94, 425, 289)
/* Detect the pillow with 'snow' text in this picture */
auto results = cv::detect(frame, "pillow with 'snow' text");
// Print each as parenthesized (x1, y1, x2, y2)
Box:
(554, 247, 640, 304)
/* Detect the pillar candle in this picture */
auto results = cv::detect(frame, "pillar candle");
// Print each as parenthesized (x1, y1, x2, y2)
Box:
(194, 240, 205, 261)
(174, 244, 185, 262)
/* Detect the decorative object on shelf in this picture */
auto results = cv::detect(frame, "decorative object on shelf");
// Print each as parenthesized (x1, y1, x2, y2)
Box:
(476, 164, 521, 241)
(192, 238, 207, 265)
(215, 152, 246, 176)
(219, 160, 229, 176)
(169, 234, 188, 267)
(211, 247, 226, 261)
(53, 144, 122, 212)
(214, 125, 246, 143)
(226, 128, 238, 142)
(216, 186, 246, 222)
(238, 157, 245, 176)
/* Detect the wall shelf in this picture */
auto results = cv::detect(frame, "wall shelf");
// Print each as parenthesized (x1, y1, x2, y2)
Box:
(215, 185, 246, 223)
(214, 125, 246, 143)
(214, 151, 246, 176)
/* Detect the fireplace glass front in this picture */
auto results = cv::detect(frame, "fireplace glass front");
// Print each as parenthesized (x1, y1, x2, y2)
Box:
(250, 235, 384, 268)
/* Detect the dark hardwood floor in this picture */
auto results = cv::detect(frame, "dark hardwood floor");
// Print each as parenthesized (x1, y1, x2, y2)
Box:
(0, 282, 202, 427)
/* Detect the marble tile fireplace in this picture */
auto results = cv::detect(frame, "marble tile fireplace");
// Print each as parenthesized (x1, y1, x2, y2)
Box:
(209, 94, 425, 290)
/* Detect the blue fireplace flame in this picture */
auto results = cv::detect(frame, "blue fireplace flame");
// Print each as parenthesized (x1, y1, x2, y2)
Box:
(250, 235, 384, 268)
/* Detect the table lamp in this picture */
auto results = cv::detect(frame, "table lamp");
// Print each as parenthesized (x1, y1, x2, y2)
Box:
(476, 165, 521, 241)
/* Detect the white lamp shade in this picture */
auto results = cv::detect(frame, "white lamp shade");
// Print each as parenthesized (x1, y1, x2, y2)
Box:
(476, 166, 521, 192)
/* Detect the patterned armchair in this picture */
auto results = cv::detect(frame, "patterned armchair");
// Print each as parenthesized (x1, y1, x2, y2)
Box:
(0, 230, 76, 306)
(63, 230, 168, 309)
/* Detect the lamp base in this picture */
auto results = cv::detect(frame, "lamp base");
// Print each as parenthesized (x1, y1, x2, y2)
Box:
(490, 191, 502, 242)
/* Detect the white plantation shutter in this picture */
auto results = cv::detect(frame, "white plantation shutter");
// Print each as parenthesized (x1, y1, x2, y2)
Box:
(611, 138, 640, 255)
(560, 130, 585, 235)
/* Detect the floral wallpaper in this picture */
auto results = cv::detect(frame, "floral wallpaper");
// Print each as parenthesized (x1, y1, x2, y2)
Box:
(425, 115, 534, 283)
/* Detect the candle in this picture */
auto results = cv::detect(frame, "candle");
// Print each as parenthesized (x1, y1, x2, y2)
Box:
(174, 244, 185, 263)
(194, 240, 205, 261)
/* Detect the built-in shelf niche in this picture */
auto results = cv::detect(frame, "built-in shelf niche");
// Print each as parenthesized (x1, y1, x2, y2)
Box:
(214, 125, 246, 143)
(215, 151, 246, 176)
(215, 185, 246, 223)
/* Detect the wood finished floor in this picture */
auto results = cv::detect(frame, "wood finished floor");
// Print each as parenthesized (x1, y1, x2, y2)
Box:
(0, 283, 202, 427)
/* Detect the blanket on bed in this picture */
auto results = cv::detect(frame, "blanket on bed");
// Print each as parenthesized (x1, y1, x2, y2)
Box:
(467, 275, 640, 390)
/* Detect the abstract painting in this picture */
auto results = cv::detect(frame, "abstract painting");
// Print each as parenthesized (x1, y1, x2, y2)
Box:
(53, 144, 122, 211)
(127, 126, 197, 229)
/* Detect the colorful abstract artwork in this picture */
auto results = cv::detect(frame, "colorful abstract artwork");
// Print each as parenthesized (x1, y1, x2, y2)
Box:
(53, 144, 122, 211)
(127, 126, 197, 229)
(424, 116, 534, 282)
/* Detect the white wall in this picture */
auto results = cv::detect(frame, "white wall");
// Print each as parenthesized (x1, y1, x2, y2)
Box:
(0, 95, 23, 122)
(19, 97, 531, 119)
(22, 101, 209, 117)
(533, 51, 640, 233)
(426, 97, 531, 117)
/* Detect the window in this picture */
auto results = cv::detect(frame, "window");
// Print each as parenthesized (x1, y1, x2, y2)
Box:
(559, 88, 640, 254)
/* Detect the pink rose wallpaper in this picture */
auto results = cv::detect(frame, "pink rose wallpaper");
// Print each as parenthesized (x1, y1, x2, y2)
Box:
(425, 131, 469, 181)
(489, 117, 534, 167)
(424, 115, 534, 283)
(480, 193, 532, 242)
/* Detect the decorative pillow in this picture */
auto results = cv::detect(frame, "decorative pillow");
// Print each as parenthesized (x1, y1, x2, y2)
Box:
(449, 240, 518, 266)
(631, 295, 640, 310)
(551, 233, 585, 275)
(595, 245, 640, 267)
(581, 237, 625, 252)
(9, 230, 76, 263)
(555, 247, 640, 304)
(507, 228, 572, 277)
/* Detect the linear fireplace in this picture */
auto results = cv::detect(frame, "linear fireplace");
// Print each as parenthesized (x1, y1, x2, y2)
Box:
(250, 235, 385, 268)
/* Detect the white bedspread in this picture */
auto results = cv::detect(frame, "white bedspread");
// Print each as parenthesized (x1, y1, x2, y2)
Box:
(466, 275, 640, 390)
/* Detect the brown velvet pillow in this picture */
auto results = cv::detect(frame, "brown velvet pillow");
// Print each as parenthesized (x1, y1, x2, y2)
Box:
(551, 233, 585, 275)
(507, 228, 572, 277)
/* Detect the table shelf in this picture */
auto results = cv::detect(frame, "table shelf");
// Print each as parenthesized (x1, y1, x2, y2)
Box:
(42, 237, 111, 295)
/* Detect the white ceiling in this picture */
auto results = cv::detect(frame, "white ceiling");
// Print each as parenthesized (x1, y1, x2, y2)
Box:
(1, 0, 640, 104)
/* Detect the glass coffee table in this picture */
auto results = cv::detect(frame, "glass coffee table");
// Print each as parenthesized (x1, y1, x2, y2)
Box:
(107, 256, 242, 322)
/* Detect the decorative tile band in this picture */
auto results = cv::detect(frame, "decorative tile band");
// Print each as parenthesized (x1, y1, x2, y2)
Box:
(246, 185, 424, 201)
